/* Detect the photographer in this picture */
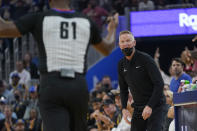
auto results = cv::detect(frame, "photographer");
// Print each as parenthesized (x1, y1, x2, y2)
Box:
(91, 99, 122, 130)
(12, 89, 26, 119)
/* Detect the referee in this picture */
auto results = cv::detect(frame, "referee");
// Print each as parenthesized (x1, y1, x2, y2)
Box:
(0, 0, 118, 130)
(118, 31, 165, 131)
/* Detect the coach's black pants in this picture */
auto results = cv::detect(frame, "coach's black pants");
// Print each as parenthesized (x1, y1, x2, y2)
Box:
(131, 104, 165, 131)
(38, 72, 89, 131)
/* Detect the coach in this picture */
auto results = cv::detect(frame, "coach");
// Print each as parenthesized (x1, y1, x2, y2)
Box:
(118, 30, 165, 131)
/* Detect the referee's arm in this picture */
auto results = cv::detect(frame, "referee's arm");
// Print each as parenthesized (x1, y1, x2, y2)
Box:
(93, 13, 119, 56)
(0, 17, 22, 38)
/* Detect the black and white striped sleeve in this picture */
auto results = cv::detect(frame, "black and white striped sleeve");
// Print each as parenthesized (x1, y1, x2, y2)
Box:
(14, 13, 38, 35)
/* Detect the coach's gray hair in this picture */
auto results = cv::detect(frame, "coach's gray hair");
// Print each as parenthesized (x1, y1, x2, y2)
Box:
(119, 30, 135, 41)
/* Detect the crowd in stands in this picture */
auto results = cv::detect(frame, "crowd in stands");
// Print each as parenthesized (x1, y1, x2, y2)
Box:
(0, 0, 197, 44)
(87, 46, 197, 131)
(1, 48, 197, 130)
(0, 51, 41, 130)
(0, 0, 197, 131)
(0, 0, 197, 28)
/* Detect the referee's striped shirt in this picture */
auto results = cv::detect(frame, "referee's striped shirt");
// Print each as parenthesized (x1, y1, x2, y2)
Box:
(15, 9, 102, 74)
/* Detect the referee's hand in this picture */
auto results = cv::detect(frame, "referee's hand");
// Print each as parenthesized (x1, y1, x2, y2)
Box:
(192, 35, 197, 42)
(107, 13, 119, 32)
(142, 106, 152, 120)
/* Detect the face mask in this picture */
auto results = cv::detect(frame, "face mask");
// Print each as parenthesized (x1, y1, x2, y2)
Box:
(15, 94, 20, 100)
(103, 83, 109, 88)
(121, 48, 133, 56)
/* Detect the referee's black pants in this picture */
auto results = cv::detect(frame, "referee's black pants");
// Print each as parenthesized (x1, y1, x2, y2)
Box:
(130, 104, 165, 131)
(38, 72, 89, 131)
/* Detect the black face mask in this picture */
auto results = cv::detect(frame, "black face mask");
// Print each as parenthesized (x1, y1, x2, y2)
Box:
(121, 48, 133, 56)
(14, 94, 20, 100)
(103, 83, 109, 88)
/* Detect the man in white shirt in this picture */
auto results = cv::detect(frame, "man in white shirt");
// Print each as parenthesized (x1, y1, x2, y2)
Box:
(9, 60, 31, 86)
(138, 0, 155, 11)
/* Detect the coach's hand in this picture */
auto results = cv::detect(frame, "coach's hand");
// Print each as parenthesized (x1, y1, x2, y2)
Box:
(192, 35, 197, 42)
(122, 108, 131, 124)
(142, 106, 152, 120)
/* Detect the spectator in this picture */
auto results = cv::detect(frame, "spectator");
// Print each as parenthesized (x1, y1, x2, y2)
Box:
(14, 119, 26, 131)
(25, 108, 42, 131)
(0, 80, 15, 104)
(164, 84, 170, 91)
(192, 35, 197, 42)
(9, 73, 27, 97)
(28, 3, 40, 13)
(154, 48, 173, 85)
(87, 98, 102, 128)
(168, 120, 175, 131)
(91, 89, 105, 100)
(124, 0, 139, 11)
(0, 96, 7, 120)
(9, 60, 31, 86)
(169, 58, 192, 93)
(163, 90, 174, 131)
(138, 0, 155, 11)
(0, 105, 17, 131)
(10, 0, 30, 20)
(192, 75, 197, 84)
(101, 75, 113, 91)
(8, 73, 21, 90)
(2, 8, 12, 21)
(112, 0, 126, 15)
(92, 82, 102, 92)
(83, 0, 109, 28)
(91, 98, 102, 111)
(23, 52, 39, 79)
(165, 90, 175, 131)
(103, 99, 122, 127)
(92, 99, 122, 130)
(99, 89, 106, 99)
(23, 86, 40, 120)
(154, 0, 166, 9)
(111, 89, 122, 110)
(112, 92, 133, 131)
(180, 48, 196, 77)
(0, 97, 17, 120)
(99, 0, 113, 12)
(12, 89, 26, 119)
(102, 91, 115, 101)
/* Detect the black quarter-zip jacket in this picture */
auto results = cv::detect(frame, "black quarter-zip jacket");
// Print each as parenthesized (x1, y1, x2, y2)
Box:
(118, 50, 165, 109)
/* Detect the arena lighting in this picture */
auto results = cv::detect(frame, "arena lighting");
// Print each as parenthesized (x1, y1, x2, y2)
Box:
(130, 8, 197, 37)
